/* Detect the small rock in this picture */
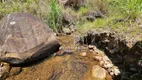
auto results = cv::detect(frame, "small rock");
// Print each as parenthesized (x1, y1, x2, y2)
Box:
(113, 66, 120, 76)
(54, 50, 65, 56)
(69, 25, 76, 32)
(95, 49, 104, 55)
(103, 62, 113, 69)
(92, 65, 106, 79)
(80, 52, 87, 57)
(94, 56, 102, 61)
(106, 33, 110, 37)
(64, 0, 87, 10)
(93, 47, 97, 51)
(108, 66, 120, 76)
(102, 56, 111, 62)
(88, 45, 95, 49)
(83, 11, 104, 21)
(110, 72, 114, 76)
(99, 61, 105, 67)
(62, 27, 72, 35)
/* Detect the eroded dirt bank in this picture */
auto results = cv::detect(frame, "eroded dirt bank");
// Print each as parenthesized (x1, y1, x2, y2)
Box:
(79, 30, 142, 80)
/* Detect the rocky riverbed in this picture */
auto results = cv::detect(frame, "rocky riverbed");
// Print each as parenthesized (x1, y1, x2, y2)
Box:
(3, 32, 141, 80)
(4, 34, 112, 80)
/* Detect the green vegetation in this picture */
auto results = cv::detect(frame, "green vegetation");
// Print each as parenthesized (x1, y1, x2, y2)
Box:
(0, 0, 49, 20)
(47, 0, 62, 33)
(110, 0, 142, 19)
(0, 0, 62, 33)
(84, 0, 108, 14)
(76, 0, 142, 39)
(0, 0, 142, 36)
(0, 0, 63, 33)
(77, 19, 108, 33)
(0, 0, 142, 80)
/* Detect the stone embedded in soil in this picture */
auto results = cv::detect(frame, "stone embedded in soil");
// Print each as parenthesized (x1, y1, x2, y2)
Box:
(62, 27, 72, 35)
(64, 0, 87, 10)
(0, 62, 10, 80)
(88, 45, 95, 49)
(54, 50, 65, 56)
(79, 52, 87, 57)
(103, 61, 113, 69)
(94, 56, 102, 61)
(107, 66, 120, 76)
(88, 45, 97, 51)
(87, 44, 121, 76)
(83, 11, 104, 21)
(92, 65, 107, 79)
(0, 12, 60, 64)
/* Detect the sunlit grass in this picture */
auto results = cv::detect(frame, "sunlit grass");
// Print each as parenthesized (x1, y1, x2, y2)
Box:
(0, 0, 50, 20)
(77, 18, 109, 33)
(109, 0, 142, 19)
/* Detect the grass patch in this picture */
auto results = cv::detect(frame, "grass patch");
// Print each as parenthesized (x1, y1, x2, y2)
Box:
(77, 18, 108, 33)
(76, 0, 142, 39)
(0, 0, 50, 20)
(109, 0, 142, 20)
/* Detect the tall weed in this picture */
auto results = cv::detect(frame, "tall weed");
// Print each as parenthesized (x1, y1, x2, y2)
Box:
(47, 0, 62, 33)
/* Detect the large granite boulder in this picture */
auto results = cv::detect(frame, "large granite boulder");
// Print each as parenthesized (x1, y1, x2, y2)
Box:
(0, 12, 60, 64)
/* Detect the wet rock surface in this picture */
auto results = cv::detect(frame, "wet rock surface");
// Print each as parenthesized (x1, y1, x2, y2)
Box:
(0, 12, 60, 64)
